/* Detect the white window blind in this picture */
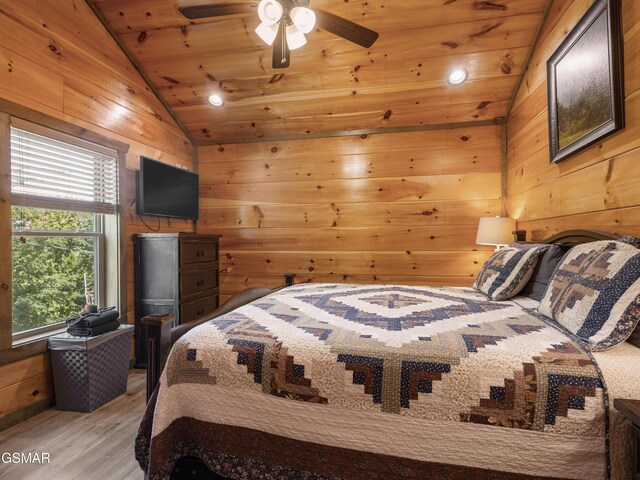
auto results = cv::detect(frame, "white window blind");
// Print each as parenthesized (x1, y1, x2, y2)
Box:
(10, 124, 119, 214)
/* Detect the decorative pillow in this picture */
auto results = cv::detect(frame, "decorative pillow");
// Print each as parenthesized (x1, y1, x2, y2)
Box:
(621, 235, 640, 248)
(474, 245, 549, 300)
(621, 235, 640, 349)
(518, 244, 569, 302)
(538, 240, 640, 351)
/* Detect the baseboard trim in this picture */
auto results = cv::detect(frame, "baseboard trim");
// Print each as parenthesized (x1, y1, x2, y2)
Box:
(0, 396, 55, 433)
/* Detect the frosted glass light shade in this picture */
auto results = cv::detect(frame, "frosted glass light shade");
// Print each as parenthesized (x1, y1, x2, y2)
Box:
(255, 22, 278, 46)
(290, 7, 316, 34)
(257, 0, 283, 25)
(286, 25, 306, 50)
(476, 217, 516, 246)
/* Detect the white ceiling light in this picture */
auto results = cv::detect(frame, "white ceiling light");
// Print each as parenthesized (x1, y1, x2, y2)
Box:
(447, 69, 468, 86)
(257, 0, 283, 25)
(255, 22, 279, 46)
(286, 25, 307, 50)
(290, 7, 316, 34)
(208, 94, 224, 107)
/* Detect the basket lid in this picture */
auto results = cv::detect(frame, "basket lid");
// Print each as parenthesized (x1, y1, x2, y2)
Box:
(48, 324, 133, 351)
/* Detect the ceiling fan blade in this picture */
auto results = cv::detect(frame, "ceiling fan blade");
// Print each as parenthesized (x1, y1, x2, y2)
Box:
(272, 21, 290, 69)
(314, 9, 379, 48)
(178, 3, 257, 19)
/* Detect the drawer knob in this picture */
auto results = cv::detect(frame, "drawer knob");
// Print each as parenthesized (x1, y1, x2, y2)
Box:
(196, 280, 205, 287)
(197, 308, 205, 315)
(196, 251, 205, 257)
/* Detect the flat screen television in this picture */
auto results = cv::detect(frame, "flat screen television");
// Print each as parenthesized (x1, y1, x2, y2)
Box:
(136, 156, 199, 220)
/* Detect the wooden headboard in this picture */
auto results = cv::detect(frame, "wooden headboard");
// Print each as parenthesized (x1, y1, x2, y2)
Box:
(540, 229, 622, 246)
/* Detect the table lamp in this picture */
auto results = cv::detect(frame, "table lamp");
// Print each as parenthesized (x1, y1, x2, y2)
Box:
(476, 216, 516, 250)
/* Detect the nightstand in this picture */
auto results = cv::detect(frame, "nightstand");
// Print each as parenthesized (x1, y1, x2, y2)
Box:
(614, 399, 640, 480)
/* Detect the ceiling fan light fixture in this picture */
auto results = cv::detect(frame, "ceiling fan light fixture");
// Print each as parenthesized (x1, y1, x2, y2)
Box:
(290, 7, 316, 34)
(257, 0, 283, 25)
(255, 21, 279, 46)
(447, 68, 468, 86)
(286, 25, 307, 50)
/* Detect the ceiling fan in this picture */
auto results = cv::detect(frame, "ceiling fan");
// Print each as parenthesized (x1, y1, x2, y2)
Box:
(179, 1, 379, 69)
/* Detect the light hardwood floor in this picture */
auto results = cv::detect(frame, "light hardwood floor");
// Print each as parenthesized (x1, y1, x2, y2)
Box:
(0, 369, 146, 480)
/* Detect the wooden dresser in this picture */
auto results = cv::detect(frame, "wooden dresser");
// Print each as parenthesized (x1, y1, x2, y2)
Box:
(614, 399, 640, 480)
(133, 233, 221, 367)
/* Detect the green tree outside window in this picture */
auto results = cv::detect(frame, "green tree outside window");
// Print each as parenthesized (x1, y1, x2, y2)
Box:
(11, 207, 97, 334)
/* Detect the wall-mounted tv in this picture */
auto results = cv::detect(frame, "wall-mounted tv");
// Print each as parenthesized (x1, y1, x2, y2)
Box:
(136, 156, 199, 220)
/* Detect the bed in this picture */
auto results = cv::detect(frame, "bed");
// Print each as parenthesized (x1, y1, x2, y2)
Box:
(135, 230, 640, 480)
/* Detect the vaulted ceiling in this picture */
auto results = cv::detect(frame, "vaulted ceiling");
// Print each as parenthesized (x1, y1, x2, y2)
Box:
(92, 0, 548, 144)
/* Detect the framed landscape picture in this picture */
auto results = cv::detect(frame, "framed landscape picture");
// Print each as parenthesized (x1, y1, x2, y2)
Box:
(547, 0, 624, 164)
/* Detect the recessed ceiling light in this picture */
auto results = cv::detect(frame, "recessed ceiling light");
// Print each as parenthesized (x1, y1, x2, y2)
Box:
(447, 69, 468, 86)
(208, 94, 224, 107)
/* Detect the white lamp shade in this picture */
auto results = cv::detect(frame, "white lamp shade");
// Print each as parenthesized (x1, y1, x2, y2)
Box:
(257, 0, 283, 25)
(290, 7, 316, 34)
(286, 25, 307, 50)
(476, 217, 516, 246)
(255, 22, 279, 46)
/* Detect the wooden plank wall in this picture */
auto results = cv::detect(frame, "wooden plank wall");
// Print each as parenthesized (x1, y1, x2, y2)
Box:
(198, 126, 502, 302)
(0, 0, 193, 423)
(507, 0, 640, 239)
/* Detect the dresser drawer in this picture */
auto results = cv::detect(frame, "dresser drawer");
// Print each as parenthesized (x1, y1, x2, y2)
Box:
(180, 241, 217, 265)
(180, 269, 218, 298)
(180, 296, 218, 324)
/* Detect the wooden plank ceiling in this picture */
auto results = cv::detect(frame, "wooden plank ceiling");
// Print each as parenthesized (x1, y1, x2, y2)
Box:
(92, 0, 548, 144)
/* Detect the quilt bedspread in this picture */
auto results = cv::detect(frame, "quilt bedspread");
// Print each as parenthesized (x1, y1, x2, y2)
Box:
(136, 283, 610, 480)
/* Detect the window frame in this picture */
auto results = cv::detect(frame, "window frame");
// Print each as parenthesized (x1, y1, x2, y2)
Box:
(0, 100, 130, 354)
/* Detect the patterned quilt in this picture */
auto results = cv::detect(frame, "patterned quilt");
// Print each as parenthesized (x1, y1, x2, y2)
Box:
(136, 284, 610, 480)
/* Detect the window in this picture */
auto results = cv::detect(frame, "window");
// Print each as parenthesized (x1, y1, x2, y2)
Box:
(11, 208, 102, 335)
(9, 120, 119, 339)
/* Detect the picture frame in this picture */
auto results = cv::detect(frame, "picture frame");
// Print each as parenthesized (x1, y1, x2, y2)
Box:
(546, 0, 624, 164)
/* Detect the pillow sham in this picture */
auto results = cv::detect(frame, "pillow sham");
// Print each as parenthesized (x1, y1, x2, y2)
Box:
(621, 235, 640, 248)
(518, 243, 569, 302)
(474, 245, 549, 301)
(622, 236, 640, 348)
(538, 240, 640, 351)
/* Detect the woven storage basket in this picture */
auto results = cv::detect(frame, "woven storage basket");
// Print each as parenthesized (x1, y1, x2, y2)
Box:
(49, 325, 133, 412)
